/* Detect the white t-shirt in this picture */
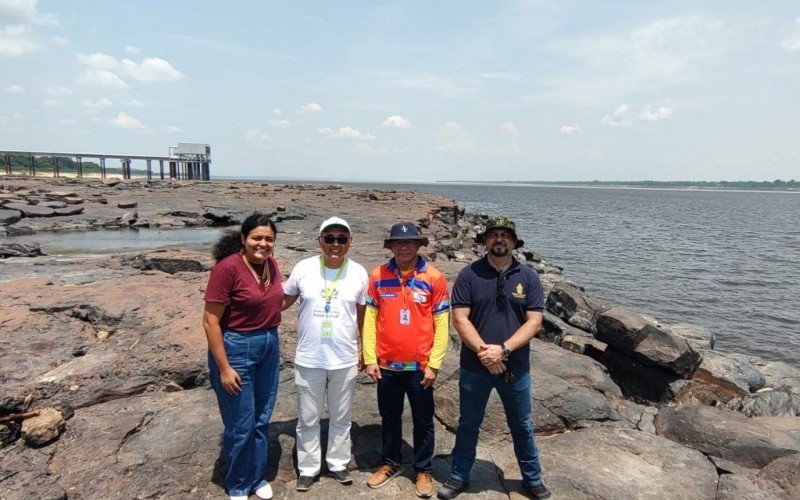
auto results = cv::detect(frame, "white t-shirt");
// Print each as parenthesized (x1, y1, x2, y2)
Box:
(284, 255, 368, 369)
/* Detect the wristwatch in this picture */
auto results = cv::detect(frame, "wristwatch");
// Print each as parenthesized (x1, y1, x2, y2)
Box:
(501, 343, 511, 360)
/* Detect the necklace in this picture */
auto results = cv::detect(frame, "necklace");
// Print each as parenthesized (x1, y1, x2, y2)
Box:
(241, 253, 270, 293)
(488, 254, 512, 274)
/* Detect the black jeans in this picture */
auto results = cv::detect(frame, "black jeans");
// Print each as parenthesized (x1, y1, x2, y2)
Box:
(377, 368, 434, 472)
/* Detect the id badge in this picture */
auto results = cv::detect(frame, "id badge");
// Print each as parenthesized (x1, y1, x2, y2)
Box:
(400, 309, 410, 325)
(321, 320, 333, 338)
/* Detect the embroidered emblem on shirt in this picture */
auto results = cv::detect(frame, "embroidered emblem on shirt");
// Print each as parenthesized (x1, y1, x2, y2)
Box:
(511, 283, 526, 299)
(412, 291, 428, 304)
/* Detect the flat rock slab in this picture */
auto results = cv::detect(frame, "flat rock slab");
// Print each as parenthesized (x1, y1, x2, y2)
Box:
(0, 208, 22, 225)
(4, 202, 56, 217)
(529, 427, 719, 499)
(655, 404, 800, 469)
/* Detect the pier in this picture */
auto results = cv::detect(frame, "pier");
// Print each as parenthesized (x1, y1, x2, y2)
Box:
(0, 143, 211, 181)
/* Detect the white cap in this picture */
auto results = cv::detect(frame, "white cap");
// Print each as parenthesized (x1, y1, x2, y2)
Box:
(319, 216, 351, 235)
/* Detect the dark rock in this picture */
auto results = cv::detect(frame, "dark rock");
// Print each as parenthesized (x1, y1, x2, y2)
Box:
(117, 201, 138, 209)
(654, 404, 800, 469)
(726, 386, 800, 417)
(87, 196, 108, 204)
(273, 212, 306, 222)
(1, 420, 20, 447)
(4, 224, 35, 236)
(596, 305, 701, 378)
(530, 340, 622, 398)
(0, 208, 22, 225)
(542, 310, 592, 344)
(697, 350, 765, 392)
(0, 242, 44, 258)
(121, 253, 208, 274)
(46, 191, 78, 199)
(546, 281, 610, 333)
(560, 334, 607, 359)
(600, 347, 682, 402)
(54, 206, 85, 216)
(63, 197, 83, 205)
(531, 427, 719, 499)
(4, 202, 57, 217)
(202, 208, 239, 226)
(533, 372, 622, 427)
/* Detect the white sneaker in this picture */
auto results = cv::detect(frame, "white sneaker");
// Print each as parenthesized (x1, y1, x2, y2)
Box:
(255, 482, 273, 499)
(230, 496, 248, 500)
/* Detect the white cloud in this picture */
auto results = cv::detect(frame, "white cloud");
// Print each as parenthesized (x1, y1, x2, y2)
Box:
(321, 126, 375, 140)
(560, 124, 581, 134)
(245, 128, 272, 142)
(0, 24, 38, 57)
(125, 45, 141, 55)
(110, 112, 144, 130)
(269, 119, 291, 128)
(50, 35, 68, 46)
(479, 72, 515, 80)
(0, 0, 59, 26)
(500, 121, 518, 137)
(640, 105, 674, 121)
(77, 69, 130, 89)
(80, 97, 113, 113)
(43, 85, 71, 97)
(122, 57, 184, 82)
(780, 18, 800, 52)
(390, 74, 476, 99)
(381, 115, 411, 128)
(59, 118, 76, 125)
(4, 84, 24, 94)
(298, 102, 322, 113)
(436, 121, 473, 152)
(272, 107, 282, 115)
(164, 125, 181, 133)
(42, 99, 64, 106)
(602, 104, 629, 127)
(76, 52, 120, 70)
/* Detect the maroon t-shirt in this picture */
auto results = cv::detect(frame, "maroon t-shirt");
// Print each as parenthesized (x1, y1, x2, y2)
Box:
(204, 253, 283, 332)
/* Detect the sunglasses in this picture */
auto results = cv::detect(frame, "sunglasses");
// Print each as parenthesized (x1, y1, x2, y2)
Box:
(320, 234, 350, 245)
(496, 274, 507, 305)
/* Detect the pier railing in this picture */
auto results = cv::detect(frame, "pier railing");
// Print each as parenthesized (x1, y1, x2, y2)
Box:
(0, 150, 211, 181)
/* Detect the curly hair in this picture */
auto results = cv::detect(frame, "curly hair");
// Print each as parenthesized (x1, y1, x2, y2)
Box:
(212, 212, 277, 263)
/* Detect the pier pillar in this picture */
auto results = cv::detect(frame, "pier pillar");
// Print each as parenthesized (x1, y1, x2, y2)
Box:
(4, 154, 10, 175)
(159, 160, 164, 180)
(29, 155, 35, 176)
(100, 157, 106, 179)
(77, 157, 83, 178)
(146, 159, 152, 180)
(54, 157, 59, 178)
(169, 161, 177, 179)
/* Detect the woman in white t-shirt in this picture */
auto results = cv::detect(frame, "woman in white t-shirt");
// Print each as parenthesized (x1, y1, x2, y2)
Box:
(282, 216, 367, 492)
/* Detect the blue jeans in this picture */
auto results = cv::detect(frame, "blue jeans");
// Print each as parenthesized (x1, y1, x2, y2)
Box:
(377, 369, 434, 472)
(450, 368, 543, 487)
(209, 327, 280, 496)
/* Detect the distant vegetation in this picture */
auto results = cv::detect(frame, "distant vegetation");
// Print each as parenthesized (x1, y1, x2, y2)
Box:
(3, 154, 141, 175)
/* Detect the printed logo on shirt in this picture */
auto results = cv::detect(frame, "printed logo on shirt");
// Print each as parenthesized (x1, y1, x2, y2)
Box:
(511, 282, 526, 299)
(379, 292, 398, 299)
(412, 291, 428, 304)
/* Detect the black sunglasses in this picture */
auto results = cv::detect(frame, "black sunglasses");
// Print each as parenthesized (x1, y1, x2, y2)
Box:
(496, 274, 507, 303)
(320, 234, 350, 245)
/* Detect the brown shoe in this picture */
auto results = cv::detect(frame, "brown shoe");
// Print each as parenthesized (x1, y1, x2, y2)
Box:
(415, 472, 434, 498)
(367, 464, 404, 489)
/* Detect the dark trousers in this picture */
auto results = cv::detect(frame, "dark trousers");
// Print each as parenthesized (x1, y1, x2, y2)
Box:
(377, 369, 434, 472)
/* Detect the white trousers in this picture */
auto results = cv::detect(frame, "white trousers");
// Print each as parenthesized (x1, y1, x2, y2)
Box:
(294, 364, 358, 476)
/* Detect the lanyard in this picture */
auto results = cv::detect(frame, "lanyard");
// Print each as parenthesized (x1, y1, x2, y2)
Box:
(396, 268, 417, 307)
(319, 256, 347, 313)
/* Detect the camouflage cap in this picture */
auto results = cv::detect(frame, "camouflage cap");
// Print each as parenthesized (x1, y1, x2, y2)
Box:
(476, 216, 525, 249)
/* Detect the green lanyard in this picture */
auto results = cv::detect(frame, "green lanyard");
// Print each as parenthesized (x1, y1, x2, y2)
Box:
(319, 256, 347, 313)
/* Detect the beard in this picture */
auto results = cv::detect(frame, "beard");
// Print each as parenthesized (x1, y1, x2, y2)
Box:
(489, 244, 509, 257)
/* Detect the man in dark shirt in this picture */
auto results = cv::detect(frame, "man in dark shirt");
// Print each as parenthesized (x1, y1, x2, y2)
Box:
(438, 217, 551, 500)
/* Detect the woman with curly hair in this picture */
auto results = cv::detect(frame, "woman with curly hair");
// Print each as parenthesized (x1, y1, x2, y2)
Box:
(202, 213, 282, 500)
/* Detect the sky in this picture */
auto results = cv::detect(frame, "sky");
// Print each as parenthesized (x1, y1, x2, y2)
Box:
(1, 1, 799, 182)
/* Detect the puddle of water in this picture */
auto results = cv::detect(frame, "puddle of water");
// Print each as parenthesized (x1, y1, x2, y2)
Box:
(3, 227, 223, 255)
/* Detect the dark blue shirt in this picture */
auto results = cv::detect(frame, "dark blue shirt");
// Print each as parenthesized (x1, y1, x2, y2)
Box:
(451, 257, 544, 374)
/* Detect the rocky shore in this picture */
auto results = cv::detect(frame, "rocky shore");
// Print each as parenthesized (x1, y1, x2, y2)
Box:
(1, 176, 798, 499)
